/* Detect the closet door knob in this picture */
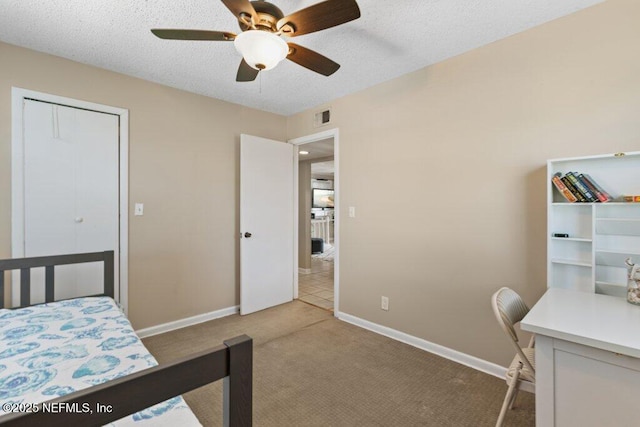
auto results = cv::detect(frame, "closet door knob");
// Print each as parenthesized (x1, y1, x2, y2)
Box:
(75, 217, 84, 223)
(244, 232, 252, 238)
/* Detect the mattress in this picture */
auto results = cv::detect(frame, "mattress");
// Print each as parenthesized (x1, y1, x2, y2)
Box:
(0, 297, 201, 426)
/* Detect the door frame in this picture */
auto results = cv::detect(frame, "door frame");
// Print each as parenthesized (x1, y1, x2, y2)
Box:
(289, 128, 339, 314)
(11, 87, 129, 313)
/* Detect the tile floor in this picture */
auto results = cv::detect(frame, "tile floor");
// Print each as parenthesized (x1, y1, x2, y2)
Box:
(299, 257, 334, 311)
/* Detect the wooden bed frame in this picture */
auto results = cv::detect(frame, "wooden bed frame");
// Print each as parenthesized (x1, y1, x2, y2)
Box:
(0, 251, 252, 426)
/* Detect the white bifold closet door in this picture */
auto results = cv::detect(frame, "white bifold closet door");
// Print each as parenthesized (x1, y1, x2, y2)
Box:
(21, 99, 119, 302)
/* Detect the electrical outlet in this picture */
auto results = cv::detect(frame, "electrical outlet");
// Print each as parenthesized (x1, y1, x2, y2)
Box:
(134, 203, 144, 216)
(381, 296, 389, 311)
(349, 206, 356, 218)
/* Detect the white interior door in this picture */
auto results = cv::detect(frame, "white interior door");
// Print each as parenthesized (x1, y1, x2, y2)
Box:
(240, 134, 294, 315)
(18, 99, 119, 303)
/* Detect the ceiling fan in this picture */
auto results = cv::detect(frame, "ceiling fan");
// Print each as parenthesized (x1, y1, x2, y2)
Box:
(151, 0, 361, 82)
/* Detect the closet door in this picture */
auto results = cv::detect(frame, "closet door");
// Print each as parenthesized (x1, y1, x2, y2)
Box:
(22, 100, 119, 301)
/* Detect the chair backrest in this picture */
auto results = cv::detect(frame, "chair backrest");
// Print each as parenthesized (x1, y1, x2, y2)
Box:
(492, 287, 535, 374)
(492, 287, 529, 343)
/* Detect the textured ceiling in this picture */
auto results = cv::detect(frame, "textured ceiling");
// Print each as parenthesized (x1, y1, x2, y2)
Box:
(0, 0, 602, 116)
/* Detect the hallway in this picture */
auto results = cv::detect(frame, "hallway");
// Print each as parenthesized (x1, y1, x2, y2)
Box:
(298, 257, 334, 311)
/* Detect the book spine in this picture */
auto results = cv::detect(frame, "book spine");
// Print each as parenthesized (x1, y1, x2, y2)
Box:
(561, 176, 586, 202)
(551, 174, 577, 202)
(577, 174, 601, 201)
(566, 172, 597, 202)
(581, 173, 612, 202)
(578, 173, 609, 203)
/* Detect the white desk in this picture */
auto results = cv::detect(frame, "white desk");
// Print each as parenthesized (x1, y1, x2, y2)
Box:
(522, 288, 640, 427)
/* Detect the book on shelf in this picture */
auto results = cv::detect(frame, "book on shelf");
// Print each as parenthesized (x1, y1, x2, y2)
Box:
(565, 172, 598, 202)
(578, 173, 611, 203)
(552, 171, 614, 203)
(551, 173, 577, 202)
(560, 176, 586, 202)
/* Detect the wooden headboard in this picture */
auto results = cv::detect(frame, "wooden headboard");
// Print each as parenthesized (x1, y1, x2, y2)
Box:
(0, 250, 114, 308)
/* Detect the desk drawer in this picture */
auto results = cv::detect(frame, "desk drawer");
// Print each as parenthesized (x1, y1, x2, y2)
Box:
(552, 339, 640, 427)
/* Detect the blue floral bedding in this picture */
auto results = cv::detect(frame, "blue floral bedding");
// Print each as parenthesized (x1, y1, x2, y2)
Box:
(0, 297, 201, 426)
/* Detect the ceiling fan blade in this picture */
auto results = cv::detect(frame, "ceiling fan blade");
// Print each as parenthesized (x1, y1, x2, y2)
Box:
(151, 29, 235, 41)
(287, 43, 340, 76)
(277, 0, 360, 37)
(236, 59, 259, 82)
(221, 0, 258, 23)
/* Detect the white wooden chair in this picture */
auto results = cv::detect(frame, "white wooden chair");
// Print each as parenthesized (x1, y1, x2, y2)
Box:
(491, 287, 535, 427)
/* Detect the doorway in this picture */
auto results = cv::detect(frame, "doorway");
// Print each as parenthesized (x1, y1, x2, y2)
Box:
(11, 88, 129, 311)
(290, 129, 339, 313)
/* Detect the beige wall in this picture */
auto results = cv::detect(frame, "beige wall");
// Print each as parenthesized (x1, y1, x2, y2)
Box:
(0, 42, 286, 329)
(298, 160, 312, 270)
(287, 0, 640, 366)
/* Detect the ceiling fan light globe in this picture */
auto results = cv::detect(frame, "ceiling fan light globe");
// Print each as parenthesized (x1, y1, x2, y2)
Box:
(234, 30, 288, 71)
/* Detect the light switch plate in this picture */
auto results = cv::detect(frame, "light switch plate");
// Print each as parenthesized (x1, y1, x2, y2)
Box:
(134, 203, 144, 216)
(349, 206, 356, 218)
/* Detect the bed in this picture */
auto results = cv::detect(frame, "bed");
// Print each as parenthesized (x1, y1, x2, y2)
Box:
(0, 251, 252, 426)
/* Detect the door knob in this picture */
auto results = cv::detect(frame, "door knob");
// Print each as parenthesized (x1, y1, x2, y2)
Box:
(244, 232, 252, 238)
(75, 217, 84, 223)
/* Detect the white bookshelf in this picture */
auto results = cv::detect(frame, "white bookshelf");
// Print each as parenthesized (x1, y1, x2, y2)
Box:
(547, 152, 640, 297)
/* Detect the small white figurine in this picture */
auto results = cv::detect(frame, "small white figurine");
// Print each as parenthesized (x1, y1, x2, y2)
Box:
(625, 258, 640, 305)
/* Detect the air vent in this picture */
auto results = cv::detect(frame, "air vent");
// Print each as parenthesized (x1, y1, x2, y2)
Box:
(314, 108, 331, 127)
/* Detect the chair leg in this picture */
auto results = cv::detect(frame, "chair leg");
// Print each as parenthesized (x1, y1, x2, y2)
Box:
(507, 386, 519, 410)
(496, 369, 521, 427)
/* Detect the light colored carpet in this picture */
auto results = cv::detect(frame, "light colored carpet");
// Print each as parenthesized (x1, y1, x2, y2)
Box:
(143, 301, 534, 426)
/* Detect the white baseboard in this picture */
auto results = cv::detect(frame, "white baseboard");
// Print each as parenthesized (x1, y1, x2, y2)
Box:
(298, 268, 312, 274)
(136, 305, 239, 339)
(336, 311, 507, 380)
(136, 306, 511, 386)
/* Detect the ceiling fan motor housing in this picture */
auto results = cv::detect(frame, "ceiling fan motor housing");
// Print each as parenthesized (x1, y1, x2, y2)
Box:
(239, 1, 285, 32)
